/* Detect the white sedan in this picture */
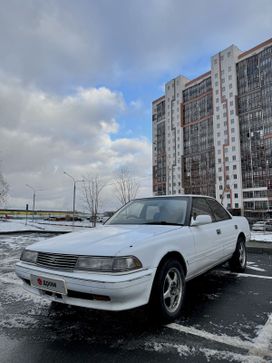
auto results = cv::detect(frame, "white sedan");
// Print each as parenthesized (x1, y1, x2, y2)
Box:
(16, 195, 250, 322)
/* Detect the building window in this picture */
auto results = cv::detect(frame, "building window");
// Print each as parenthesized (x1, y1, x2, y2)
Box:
(233, 174, 237, 179)
(233, 155, 236, 161)
(231, 128, 235, 133)
(235, 203, 239, 208)
(234, 193, 238, 198)
(229, 92, 233, 97)
(219, 185, 223, 190)
(231, 119, 235, 124)
(234, 184, 237, 189)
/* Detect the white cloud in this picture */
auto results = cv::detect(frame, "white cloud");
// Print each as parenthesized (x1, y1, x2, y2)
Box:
(0, 0, 272, 211)
(0, 78, 151, 210)
(0, 0, 271, 89)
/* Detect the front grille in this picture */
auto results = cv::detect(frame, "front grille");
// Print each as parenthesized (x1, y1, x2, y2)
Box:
(36, 252, 78, 270)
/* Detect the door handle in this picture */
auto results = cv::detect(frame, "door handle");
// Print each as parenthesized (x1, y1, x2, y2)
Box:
(216, 229, 221, 235)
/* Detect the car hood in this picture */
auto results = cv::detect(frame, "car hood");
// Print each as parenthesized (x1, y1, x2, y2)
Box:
(28, 224, 182, 256)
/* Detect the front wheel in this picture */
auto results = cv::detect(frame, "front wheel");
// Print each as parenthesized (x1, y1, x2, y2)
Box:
(229, 238, 247, 272)
(149, 259, 185, 323)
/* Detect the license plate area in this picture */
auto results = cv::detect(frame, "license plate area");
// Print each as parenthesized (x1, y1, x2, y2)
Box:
(30, 274, 67, 295)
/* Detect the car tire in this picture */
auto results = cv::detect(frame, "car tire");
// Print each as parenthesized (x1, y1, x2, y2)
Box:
(229, 237, 247, 272)
(149, 259, 185, 323)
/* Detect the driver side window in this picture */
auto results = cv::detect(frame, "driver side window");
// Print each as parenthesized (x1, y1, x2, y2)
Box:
(192, 198, 215, 223)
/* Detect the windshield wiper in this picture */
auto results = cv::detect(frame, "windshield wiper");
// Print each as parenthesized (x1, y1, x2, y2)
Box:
(144, 221, 183, 226)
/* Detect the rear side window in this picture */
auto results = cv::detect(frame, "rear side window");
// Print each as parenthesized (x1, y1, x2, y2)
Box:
(206, 198, 231, 221)
(191, 198, 215, 222)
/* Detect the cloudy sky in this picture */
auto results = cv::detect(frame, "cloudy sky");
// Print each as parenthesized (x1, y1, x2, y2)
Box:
(0, 0, 272, 211)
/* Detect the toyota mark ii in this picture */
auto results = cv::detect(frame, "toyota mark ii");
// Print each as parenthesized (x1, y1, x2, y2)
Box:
(15, 195, 250, 321)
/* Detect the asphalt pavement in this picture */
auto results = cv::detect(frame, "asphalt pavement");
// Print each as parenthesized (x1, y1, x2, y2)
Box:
(0, 233, 271, 362)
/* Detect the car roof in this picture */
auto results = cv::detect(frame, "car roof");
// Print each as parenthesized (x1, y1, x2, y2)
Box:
(134, 194, 215, 200)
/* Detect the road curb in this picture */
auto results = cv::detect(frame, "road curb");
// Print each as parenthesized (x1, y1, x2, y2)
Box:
(247, 241, 272, 255)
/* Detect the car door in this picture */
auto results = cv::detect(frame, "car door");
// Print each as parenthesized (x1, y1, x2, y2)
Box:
(206, 198, 237, 258)
(189, 197, 223, 272)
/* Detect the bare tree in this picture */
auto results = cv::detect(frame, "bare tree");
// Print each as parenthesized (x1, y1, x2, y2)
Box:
(81, 176, 106, 227)
(0, 172, 9, 206)
(114, 167, 140, 206)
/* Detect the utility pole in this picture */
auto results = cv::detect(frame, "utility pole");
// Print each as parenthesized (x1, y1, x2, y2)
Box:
(26, 184, 36, 221)
(64, 171, 84, 225)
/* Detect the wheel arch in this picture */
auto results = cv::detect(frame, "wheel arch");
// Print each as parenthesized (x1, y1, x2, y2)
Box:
(156, 251, 187, 277)
(237, 232, 246, 243)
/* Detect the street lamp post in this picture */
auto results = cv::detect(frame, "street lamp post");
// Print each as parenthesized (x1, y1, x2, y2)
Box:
(64, 171, 84, 224)
(26, 184, 36, 221)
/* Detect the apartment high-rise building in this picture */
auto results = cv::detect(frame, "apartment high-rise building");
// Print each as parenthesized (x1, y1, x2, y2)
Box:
(152, 38, 272, 222)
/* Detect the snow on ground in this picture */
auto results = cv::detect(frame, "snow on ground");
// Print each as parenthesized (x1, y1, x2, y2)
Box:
(0, 219, 94, 233)
(0, 220, 40, 232)
(250, 231, 272, 243)
(0, 233, 52, 331)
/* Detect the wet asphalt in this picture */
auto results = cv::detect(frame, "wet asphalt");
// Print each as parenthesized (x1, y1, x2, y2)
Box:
(0, 233, 271, 362)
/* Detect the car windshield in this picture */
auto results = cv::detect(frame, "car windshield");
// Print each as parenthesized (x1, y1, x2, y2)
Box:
(107, 197, 188, 226)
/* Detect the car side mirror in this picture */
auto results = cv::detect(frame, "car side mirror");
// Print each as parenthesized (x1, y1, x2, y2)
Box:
(191, 215, 212, 226)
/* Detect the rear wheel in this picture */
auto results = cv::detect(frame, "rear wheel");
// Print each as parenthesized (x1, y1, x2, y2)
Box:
(229, 237, 247, 272)
(150, 259, 185, 323)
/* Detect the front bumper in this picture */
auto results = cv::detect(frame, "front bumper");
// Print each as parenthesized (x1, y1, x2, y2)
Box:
(15, 261, 156, 311)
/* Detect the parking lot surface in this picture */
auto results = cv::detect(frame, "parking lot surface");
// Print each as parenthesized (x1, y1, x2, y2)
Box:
(0, 233, 271, 362)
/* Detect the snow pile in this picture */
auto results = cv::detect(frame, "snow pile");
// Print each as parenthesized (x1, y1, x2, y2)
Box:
(251, 231, 272, 243)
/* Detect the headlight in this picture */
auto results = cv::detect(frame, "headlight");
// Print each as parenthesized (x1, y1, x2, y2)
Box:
(20, 249, 38, 264)
(76, 256, 142, 272)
